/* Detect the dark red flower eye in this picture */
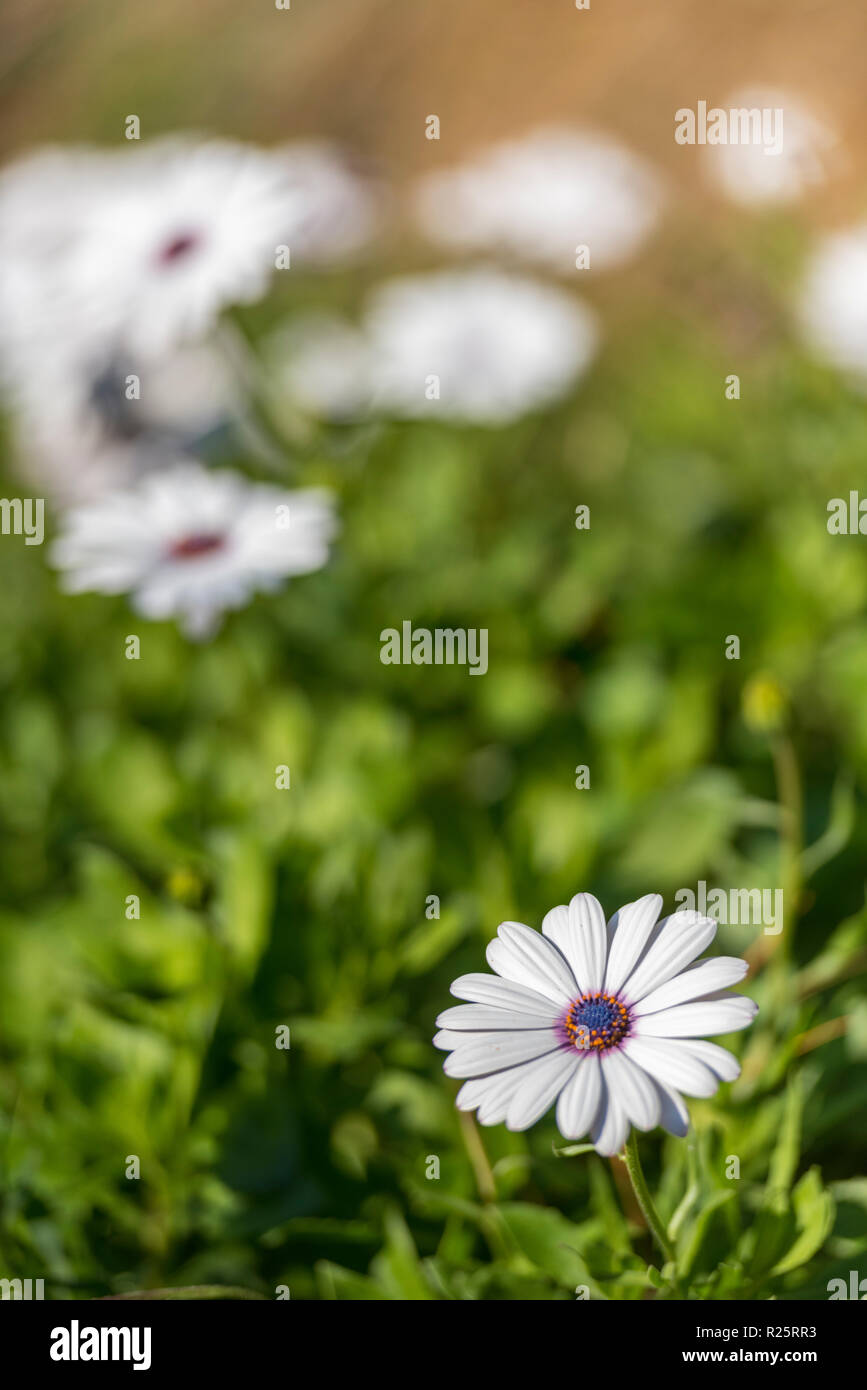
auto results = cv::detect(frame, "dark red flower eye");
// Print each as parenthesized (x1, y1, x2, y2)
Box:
(156, 231, 201, 265)
(169, 532, 225, 560)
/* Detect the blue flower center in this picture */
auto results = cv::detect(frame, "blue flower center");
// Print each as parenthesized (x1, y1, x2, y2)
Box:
(565, 991, 630, 1051)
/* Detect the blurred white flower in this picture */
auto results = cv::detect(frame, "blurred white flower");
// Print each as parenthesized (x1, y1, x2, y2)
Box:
(367, 269, 597, 421)
(798, 226, 867, 376)
(278, 140, 382, 264)
(269, 313, 374, 422)
(0, 137, 379, 368)
(0, 148, 116, 387)
(412, 128, 663, 272)
(703, 88, 838, 207)
(279, 268, 597, 424)
(434, 892, 758, 1155)
(11, 342, 242, 505)
(51, 461, 337, 639)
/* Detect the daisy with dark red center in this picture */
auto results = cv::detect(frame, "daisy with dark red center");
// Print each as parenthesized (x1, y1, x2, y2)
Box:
(434, 892, 758, 1156)
(50, 460, 337, 640)
(67, 137, 320, 357)
(0, 136, 380, 371)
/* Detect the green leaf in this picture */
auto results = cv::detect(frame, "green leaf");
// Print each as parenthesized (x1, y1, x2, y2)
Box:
(767, 1073, 804, 1195)
(677, 1189, 738, 1284)
(499, 1202, 608, 1294)
(771, 1168, 835, 1276)
(213, 832, 273, 978)
(369, 1207, 435, 1300)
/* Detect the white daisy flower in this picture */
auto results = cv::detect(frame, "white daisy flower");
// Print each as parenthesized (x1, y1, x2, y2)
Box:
(703, 88, 838, 208)
(50, 461, 337, 639)
(64, 137, 340, 357)
(798, 226, 867, 377)
(11, 341, 242, 505)
(277, 268, 597, 424)
(434, 892, 758, 1156)
(268, 313, 375, 422)
(0, 147, 116, 387)
(411, 127, 663, 273)
(0, 137, 379, 366)
(277, 140, 382, 265)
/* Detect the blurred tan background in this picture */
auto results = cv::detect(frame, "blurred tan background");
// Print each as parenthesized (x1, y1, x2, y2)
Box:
(1, 0, 867, 224)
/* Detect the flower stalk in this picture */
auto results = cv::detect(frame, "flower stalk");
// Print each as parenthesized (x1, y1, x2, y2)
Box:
(622, 1132, 674, 1265)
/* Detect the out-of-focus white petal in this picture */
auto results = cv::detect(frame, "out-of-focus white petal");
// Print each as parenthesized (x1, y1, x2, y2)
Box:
(364, 267, 598, 425)
(704, 89, 838, 209)
(412, 127, 663, 273)
(799, 226, 867, 377)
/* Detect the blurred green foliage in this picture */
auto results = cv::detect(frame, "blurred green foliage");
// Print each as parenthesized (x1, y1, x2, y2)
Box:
(1, 230, 866, 1300)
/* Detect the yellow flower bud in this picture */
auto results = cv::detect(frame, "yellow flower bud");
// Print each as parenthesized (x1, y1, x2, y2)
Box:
(742, 674, 788, 734)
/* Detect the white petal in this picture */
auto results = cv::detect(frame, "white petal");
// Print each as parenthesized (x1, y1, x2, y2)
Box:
(622, 1035, 718, 1097)
(556, 1053, 603, 1139)
(456, 1068, 526, 1123)
(441, 1028, 560, 1078)
(478, 1080, 523, 1124)
(462, 1051, 575, 1126)
(541, 892, 607, 994)
(621, 911, 717, 1004)
(449, 972, 566, 1016)
(486, 921, 577, 1004)
(673, 1038, 741, 1082)
(591, 1075, 630, 1156)
(455, 1076, 495, 1111)
(506, 1049, 581, 1130)
(458, 1074, 513, 1124)
(632, 957, 748, 1017)
(600, 1048, 660, 1130)
(633, 995, 758, 1038)
(604, 893, 663, 993)
(655, 1080, 690, 1137)
(569, 893, 609, 993)
(436, 1003, 559, 1031)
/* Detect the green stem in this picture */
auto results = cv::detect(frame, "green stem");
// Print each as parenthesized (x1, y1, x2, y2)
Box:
(770, 732, 803, 962)
(217, 318, 302, 480)
(458, 1109, 497, 1203)
(622, 1132, 674, 1265)
(457, 1111, 511, 1261)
